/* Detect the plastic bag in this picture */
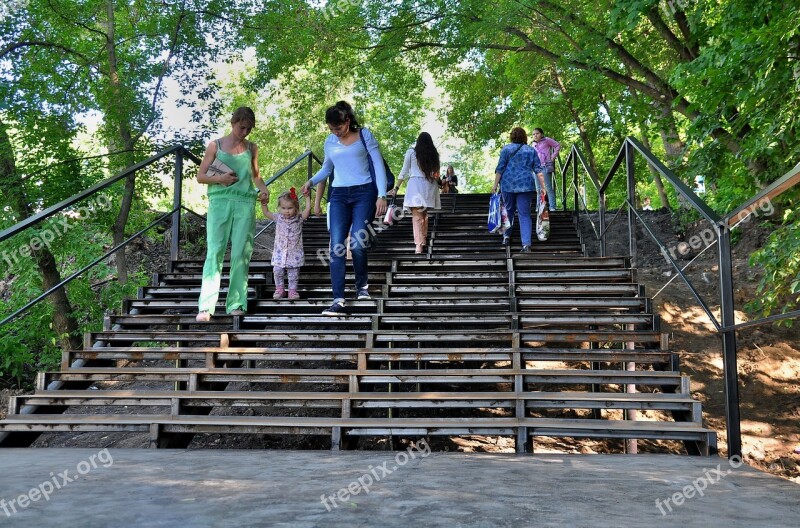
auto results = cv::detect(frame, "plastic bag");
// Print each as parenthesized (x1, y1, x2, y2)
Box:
(383, 203, 397, 225)
(488, 193, 503, 233)
(536, 192, 550, 241)
(488, 193, 510, 234)
(499, 201, 511, 234)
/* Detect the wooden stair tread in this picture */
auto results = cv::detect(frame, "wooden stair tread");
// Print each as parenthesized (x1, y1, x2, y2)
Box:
(0, 414, 714, 433)
(22, 390, 696, 402)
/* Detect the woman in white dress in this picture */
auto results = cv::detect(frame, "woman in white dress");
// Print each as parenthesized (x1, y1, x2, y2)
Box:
(390, 132, 441, 254)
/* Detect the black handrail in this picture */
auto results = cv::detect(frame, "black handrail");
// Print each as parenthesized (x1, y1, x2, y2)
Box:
(0, 208, 180, 327)
(561, 136, 800, 459)
(560, 147, 602, 244)
(0, 145, 203, 327)
(722, 161, 800, 227)
(0, 145, 200, 244)
(624, 137, 720, 224)
(265, 149, 323, 187)
(1, 144, 322, 329)
(254, 150, 323, 241)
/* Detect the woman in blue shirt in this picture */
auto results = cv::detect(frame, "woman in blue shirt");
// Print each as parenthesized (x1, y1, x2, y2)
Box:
(492, 127, 544, 253)
(301, 101, 389, 316)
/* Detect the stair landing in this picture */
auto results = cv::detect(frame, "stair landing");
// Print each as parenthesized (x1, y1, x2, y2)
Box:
(0, 449, 796, 527)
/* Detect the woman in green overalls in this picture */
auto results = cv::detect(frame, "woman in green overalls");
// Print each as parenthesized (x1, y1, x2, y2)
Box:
(195, 107, 269, 321)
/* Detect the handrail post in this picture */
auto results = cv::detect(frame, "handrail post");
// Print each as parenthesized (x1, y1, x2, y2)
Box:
(717, 222, 742, 458)
(170, 148, 184, 271)
(626, 140, 637, 266)
(307, 152, 313, 180)
(554, 155, 577, 211)
(599, 192, 606, 257)
(598, 163, 607, 257)
(572, 153, 578, 215)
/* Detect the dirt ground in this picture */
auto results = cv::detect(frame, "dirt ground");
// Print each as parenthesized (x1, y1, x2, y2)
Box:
(2, 210, 798, 482)
(585, 209, 800, 482)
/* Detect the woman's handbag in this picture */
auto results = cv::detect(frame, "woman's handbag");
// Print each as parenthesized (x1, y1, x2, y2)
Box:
(536, 192, 550, 241)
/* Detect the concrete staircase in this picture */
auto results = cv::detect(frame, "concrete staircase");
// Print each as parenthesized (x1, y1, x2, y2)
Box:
(0, 193, 717, 455)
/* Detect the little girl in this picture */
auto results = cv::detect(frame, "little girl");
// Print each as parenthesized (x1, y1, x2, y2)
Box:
(262, 187, 312, 299)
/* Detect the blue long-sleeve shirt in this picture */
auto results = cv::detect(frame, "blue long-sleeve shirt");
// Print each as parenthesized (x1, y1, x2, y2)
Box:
(310, 128, 387, 196)
(495, 143, 543, 193)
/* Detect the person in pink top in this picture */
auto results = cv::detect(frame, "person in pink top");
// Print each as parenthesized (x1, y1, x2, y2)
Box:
(532, 128, 561, 211)
(261, 187, 312, 300)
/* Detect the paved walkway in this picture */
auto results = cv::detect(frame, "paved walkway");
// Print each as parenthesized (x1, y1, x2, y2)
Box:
(0, 449, 798, 527)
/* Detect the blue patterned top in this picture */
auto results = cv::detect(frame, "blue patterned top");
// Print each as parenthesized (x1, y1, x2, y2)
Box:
(495, 143, 542, 193)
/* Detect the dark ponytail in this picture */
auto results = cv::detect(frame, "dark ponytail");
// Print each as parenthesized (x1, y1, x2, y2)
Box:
(325, 101, 360, 131)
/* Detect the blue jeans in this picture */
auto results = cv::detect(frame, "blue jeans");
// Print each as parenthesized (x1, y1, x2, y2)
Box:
(535, 162, 557, 210)
(328, 183, 376, 301)
(501, 191, 535, 246)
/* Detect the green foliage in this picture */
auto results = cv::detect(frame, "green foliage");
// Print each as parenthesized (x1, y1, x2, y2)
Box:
(3, 0, 800, 387)
(0, 201, 150, 386)
(747, 208, 800, 325)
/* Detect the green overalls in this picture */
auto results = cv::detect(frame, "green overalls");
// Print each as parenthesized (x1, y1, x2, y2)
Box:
(197, 140, 257, 314)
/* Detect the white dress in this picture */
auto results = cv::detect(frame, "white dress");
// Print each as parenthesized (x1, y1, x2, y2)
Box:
(398, 148, 441, 210)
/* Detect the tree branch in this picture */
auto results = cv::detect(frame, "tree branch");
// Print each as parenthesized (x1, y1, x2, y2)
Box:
(671, 6, 700, 58)
(646, 5, 696, 61)
(133, 11, 187, 143)
(0, 41, 91, 62)
(19, 148, 141, 181)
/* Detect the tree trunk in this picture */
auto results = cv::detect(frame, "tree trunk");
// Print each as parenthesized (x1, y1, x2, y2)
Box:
(657, 105, 686, 164)
(0, 120, 82, 352)
(599, 93, 625, 145)
(552, 69, 599, 177)
(623, 65, 671, 209)
(639, 131, 670, 209)
(104, 0, 137, 284)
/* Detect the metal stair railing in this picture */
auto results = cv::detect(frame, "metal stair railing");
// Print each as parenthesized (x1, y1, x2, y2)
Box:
(0, 145, 202, 327)
(0, 147, 324, 329)
(560, 136, 800, 458)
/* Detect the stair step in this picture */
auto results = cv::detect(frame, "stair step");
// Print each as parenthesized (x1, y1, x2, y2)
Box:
(13, 390, 699, 415)
(39, 367, 685, 389)
(0, 414, 715, 449)
(63, 346, 674, 366)
(516, 284, 641, 296)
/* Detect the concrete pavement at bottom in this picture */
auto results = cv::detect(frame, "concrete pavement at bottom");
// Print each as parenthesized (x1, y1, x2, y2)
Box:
(0, 448, 798, 527)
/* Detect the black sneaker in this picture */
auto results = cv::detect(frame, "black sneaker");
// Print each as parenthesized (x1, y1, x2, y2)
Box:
(520, 245, 531, 253)
(322, 301, 347, 316)
(356, 288, 371, 300)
